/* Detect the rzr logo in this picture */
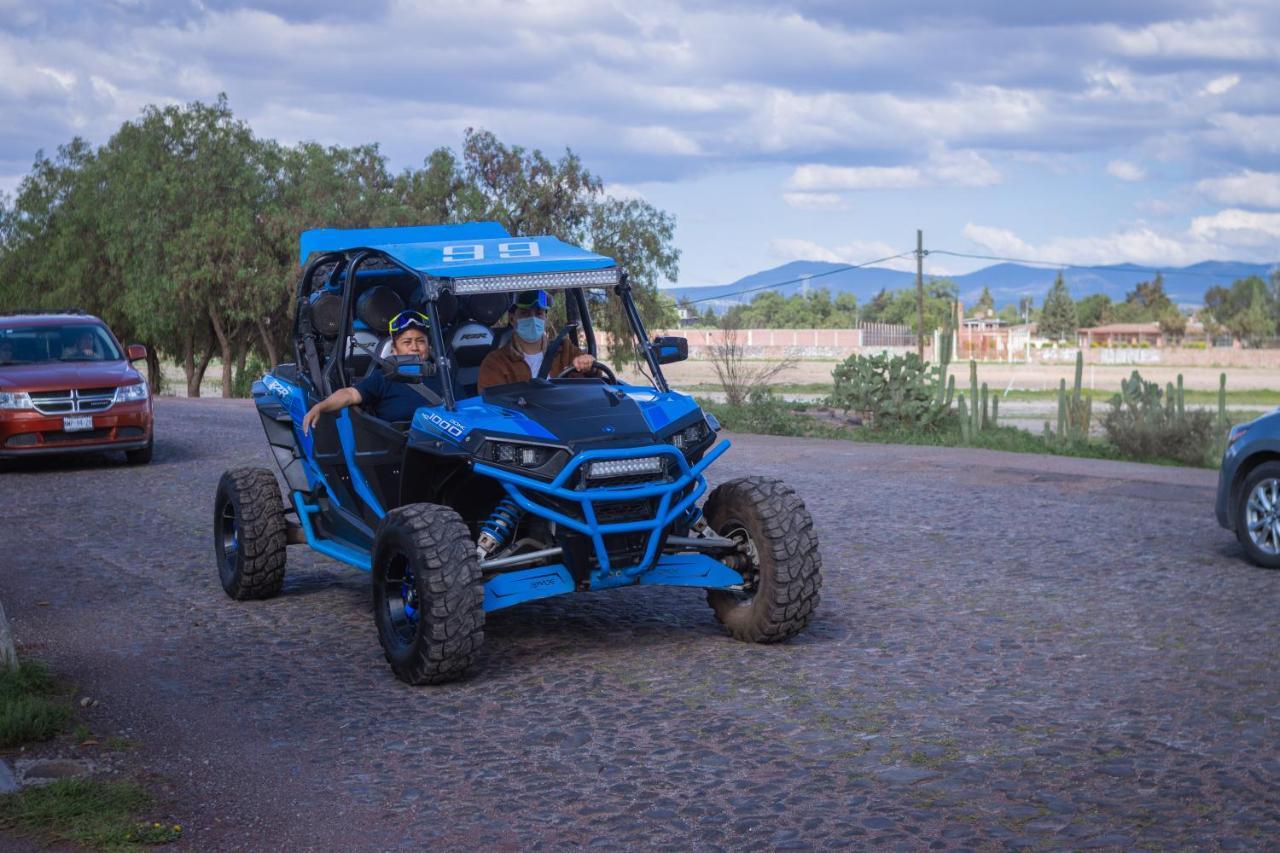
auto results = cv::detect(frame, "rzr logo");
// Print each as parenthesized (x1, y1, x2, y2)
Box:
(458, 333, 489, 342)
(264, 376, 292, 401)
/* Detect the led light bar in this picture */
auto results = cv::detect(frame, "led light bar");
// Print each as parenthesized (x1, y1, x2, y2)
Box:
(451, 268, 620, 294)
(587, 456, 665, 480)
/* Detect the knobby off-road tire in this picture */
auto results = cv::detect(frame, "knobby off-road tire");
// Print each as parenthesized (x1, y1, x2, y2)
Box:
(1235, 461, 1280, 569)
(372, 503, 485, 685)
(214, 467, 287, 599)
(704, 476, 822, 642)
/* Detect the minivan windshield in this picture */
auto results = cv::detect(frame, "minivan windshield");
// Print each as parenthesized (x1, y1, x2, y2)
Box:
(0, 324, 123, 365)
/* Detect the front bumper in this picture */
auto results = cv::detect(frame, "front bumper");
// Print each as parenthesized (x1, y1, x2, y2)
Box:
(474, 439, 731, 581)
(0, 400, 153, 458)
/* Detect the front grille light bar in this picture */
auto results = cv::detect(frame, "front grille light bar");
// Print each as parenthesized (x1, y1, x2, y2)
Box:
(586, 456, 664, 481)
(451, 268, 619, 294)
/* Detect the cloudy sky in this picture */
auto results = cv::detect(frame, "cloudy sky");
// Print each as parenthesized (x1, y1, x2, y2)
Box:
(2, 0, 1278, 285)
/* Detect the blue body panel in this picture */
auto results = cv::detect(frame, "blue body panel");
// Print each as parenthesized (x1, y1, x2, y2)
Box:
(257, 366, 739, 612)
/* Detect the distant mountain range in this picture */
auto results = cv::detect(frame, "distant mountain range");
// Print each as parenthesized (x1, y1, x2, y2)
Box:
(664, 260, 1279, 311)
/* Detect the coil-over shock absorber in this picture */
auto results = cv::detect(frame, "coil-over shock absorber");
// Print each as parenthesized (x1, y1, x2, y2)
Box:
(476, 497, 522, 559)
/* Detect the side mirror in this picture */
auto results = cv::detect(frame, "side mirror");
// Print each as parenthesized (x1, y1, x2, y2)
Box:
(382, 354, 435, 382)
(126, 344, 148, 362)
(651, 335, 688, 365)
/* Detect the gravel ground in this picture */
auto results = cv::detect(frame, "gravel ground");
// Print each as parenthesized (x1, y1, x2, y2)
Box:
(1, 397, 1276, 850)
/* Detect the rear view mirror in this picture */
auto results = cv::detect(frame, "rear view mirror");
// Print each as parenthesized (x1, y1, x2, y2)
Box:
(651, 336, 688, 365)
(126, 344, 148, 362)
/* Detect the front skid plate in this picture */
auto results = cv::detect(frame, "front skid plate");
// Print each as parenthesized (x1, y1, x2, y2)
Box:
(483, 554, 743, 612)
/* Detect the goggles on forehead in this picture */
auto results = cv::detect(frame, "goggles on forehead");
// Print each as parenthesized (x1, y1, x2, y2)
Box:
(388, 310, 430, 336)
(513, 290, 549, 310)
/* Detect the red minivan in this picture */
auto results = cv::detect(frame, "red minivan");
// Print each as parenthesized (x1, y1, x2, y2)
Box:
(0, 311, 154, 464)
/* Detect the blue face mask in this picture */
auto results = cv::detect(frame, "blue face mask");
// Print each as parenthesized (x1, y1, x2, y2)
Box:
(515, 316, 545, 343)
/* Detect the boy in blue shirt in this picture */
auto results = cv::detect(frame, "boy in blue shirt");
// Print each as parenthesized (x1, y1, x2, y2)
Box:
(302, 310, 436, 433)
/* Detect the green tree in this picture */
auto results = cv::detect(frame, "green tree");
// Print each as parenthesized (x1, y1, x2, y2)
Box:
(974, 286, 995, 317)
(1125, 272, 1173, 320)
(1039, 272, 1077, 341)
(1076, 293, 1114, 328)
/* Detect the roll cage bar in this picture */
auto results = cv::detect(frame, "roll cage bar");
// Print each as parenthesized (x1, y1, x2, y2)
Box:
(292, 249, 671, 411)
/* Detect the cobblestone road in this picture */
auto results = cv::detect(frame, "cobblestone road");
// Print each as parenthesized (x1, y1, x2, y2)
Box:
(1, 398, 1276, 850)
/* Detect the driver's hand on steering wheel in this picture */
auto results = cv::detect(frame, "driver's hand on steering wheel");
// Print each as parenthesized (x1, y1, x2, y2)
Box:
(572, 353, 595, 374)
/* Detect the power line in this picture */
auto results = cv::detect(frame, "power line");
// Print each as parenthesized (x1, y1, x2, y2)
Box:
(928, 249, 1266, 281)
(684, 251, 915, 305)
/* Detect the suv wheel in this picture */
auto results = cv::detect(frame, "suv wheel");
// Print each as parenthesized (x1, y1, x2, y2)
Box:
(1236, 461, 1280, 569)
(703, 476, 822, 642)
(214, 467, 288, 598)
(372, 503, 485, 684)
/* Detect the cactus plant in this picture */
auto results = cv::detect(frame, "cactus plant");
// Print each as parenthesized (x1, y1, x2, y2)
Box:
(1047, 351, 1092, 446)
(958, 394, 970, 442)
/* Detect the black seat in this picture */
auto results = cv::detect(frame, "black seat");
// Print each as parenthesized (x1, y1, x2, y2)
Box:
(445, 294, 510, 399)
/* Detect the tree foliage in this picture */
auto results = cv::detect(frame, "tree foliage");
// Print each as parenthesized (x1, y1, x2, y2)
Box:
(0, 99, 681, 393)
(1202, 276, 1278, 346)
(1038, 272, 1077, 341)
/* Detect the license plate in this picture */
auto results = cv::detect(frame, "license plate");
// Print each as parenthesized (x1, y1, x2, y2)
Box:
(63, 415, 93, 432)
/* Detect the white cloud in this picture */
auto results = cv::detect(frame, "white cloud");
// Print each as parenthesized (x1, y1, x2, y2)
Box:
(963, 224, 1034, 258)
(788, 164, 922, 191)
(1106, 159, 1145, 181)
(1197, 170, 1280, 208)
(1189, 209, 1280, 248)
(787, 147, 1000, 193)
(604, 183, 648, 202)
(781, 192, 849, 211)
(1201, 73, 1241, 96)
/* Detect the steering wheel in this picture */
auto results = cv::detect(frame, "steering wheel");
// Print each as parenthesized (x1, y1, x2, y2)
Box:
(557, 360, 617, 384)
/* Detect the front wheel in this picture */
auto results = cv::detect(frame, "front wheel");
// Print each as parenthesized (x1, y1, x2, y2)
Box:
(372, 503, 485, 684)
(704, 476, 822, 642)
(1236, 462, 1280, 569)
(125, 438, 153, 465)
(214, 467, 287, 599)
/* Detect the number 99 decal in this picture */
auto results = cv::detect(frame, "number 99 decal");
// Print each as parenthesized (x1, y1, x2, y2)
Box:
(441, 242, 541, 262)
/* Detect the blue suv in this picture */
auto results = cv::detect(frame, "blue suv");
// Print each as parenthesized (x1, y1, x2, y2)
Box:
(1216, 407, 1280, 568)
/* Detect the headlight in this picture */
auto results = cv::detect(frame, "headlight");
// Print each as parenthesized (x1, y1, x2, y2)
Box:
(668, 419, 710, 452)
(0, 391, 33, 410)
(1227, 423, 1250, 448)
(114, 381, 149, 403)
(479, 440, 564, 474)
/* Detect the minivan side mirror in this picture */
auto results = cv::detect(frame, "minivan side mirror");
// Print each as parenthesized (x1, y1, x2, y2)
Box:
(651, 336, 688, 365)
(126, 344, 148, 362)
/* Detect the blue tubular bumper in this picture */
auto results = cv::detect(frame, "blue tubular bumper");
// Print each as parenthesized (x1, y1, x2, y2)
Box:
(473, 440, 733, 582)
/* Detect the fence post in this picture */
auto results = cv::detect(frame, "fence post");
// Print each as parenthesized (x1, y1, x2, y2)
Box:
(0, 600, 16, 672)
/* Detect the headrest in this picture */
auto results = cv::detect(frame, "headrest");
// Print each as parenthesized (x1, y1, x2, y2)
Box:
(450, 323, 495, 368)
(461, 293, 509, 327)
(346, 329, 380, 358)
(356, 286, 405, 333)
(309, 291, 342, 338)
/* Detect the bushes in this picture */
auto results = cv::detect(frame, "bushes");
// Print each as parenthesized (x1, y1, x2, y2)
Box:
(1101, 370, 1216, 465)
(828, 351, 953, 430)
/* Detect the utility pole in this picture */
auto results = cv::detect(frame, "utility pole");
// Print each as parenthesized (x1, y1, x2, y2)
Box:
(915, 229, 926, 358)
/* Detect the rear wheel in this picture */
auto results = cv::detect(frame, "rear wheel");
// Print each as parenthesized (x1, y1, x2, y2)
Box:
(214, 467, 287, 599)
(372, 503, 485, 684)
(1236, 462, 1280, 569)
(704, 476, 822, 642)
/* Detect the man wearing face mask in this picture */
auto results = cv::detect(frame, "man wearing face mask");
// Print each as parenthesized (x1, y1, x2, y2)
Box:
(477, 290, 598, 391)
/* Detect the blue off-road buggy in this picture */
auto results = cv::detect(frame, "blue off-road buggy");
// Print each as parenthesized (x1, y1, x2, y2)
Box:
(214, 223, 822, 684)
